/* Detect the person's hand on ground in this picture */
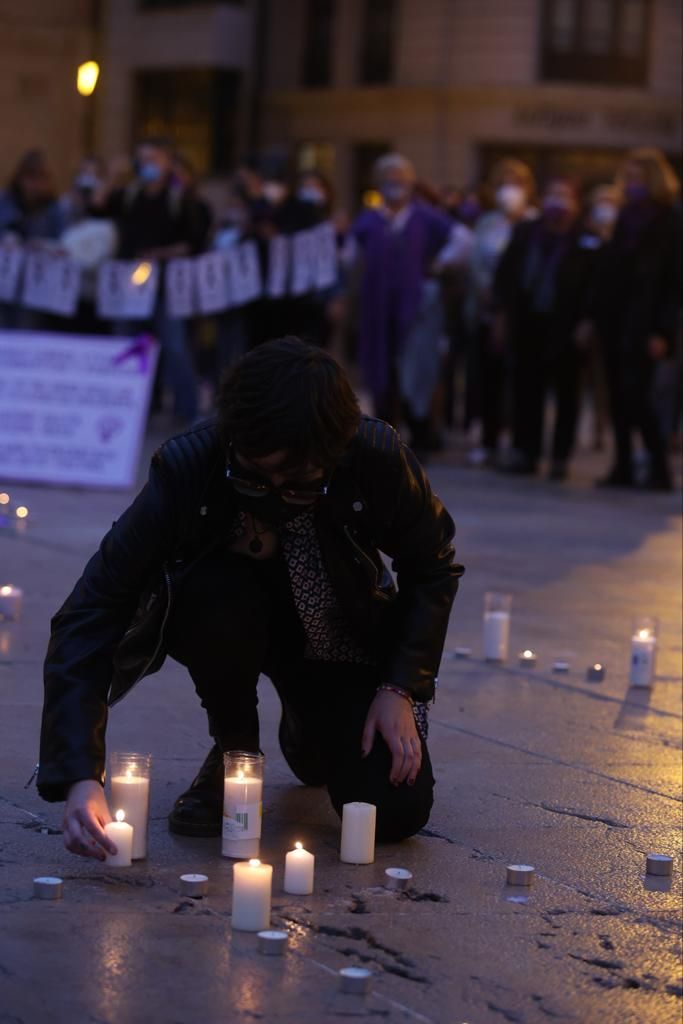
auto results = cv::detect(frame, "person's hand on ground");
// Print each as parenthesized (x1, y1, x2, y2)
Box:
(63, 780, 116, 860)
(361, 689, 421, 786)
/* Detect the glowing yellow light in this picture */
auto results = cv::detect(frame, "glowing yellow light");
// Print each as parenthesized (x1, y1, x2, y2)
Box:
(0, 493, 9, 505)
(295, 841, 303, 851)
(15, 506, 29, 519)
(77, 61, 100, 97)
(594, 664, 602, 671)
(522, 650, 534, 658)
(362, 189, 383, 209)
(131, 262, 152, 287)
(248, 859, 261, 867)
(126, 769, 133, 779)
(0, 586, 12, 596)
(115, 809, 125, 823)
(637, 629, 650, 641)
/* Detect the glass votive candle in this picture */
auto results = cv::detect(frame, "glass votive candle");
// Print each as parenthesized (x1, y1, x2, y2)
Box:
(630, 617, 658, 688)
(223, 751, 264, 859)
(483, 591, 512, 662)
(108, 753, 152, 860)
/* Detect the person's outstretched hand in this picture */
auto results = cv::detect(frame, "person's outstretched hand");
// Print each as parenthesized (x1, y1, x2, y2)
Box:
(63, 780, 117, 860)
(361, 689, 421, 786)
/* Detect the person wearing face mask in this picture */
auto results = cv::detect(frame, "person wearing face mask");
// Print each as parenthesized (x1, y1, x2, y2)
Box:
(465, 159, 537, 467)
(577, 149, 681, 491)
(36, 337, 463, 853)
(94, 138, 209, 425)
(493, 178, 597, 479)
(347, 153, 458, 453)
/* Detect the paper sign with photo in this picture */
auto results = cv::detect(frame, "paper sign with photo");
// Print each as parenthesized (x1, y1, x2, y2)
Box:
(96, 260, 159, 320)
(0, 245, 25, 303)
(266, 235, 289, 298)
(195, 250, 231, 314)
(313, 222, 338, 291)
(224, 241, 262, 306)
(290, 230, 317, 296)
(22, 252, 82, 317)
(165, 258, 196, 319)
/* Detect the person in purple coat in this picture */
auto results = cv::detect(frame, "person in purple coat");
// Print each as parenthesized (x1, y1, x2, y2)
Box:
(348, 154, 455, 451)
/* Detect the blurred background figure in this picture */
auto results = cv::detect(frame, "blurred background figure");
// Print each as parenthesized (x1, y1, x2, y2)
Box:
(586, 148, 681, 491)
(495, 178, 595, 480)
(60, 156, 106, 228)
(346, 152, 454, 454)
(466, 158, 537, 466)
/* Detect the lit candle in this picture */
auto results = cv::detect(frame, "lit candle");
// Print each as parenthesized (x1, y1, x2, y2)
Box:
(103, 810, 133, 866)
(630, 624, 657, 688)
(518, 649, 537, 668)
(0, 584, 23, 622)
(483, 592, 511, 661)
(109, 756, 151, 860)
(231, 858, 272, 931)
(284, 841, 315, 895)
(586, 663, 605, 682)
(340, 802, 376, 864)
(223, 768, 263, 859)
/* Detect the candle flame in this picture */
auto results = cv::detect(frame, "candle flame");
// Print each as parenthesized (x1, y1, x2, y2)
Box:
(594, 664, 602, 671)
(131, 261, 152, 286)
(637, 629, 650, 640)
(522, 650, 534, 658)
(0, 586, 12, 596)
(115, 809, 125, 823)
(237, 770, 244, 781)
(15, 506, 29, 519)
(248, 858, 261, 867)
(295, 841, 303, 851)
(0, 493, 9, 505)
(126, 769, 133, 779)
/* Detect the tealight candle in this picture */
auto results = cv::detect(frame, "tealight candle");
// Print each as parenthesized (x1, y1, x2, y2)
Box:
(257, 930, 288, 955)
(518, 649, 537, 668)
(104, 810, 133, 866)
(552, 660, 570, 673)
(340, 802, 376, 864)
(180, 873, 209, 898)
(506, 864, 535, 886)
(109, 754, 151, 860)
(283, 841, 315, 895)
(339, 967, 372, 994)
(483, 592, 511, 661)
(630, 619, 658, 688)
(33, 876, 63, 899)
(0, 584, 23, 622)
(454, 646, 472, 659)
(223, 752, 264, 859)
(646, 854, 673, 877)
(385, 867, 412, 891)
(586, 663, 605, 682)
(231, 858, 272, 932)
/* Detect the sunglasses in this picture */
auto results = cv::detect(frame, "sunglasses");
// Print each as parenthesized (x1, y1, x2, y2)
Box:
(226, 446, 329, 506)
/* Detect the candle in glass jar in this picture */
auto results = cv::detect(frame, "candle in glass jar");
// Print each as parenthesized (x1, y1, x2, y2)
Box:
(283, 841, 315, 894)
(630, 624, 657, 688)
(483, 592, 512, 661)
(0, 584, 23, 622)
(231, 859, 272, 931)
(103, 810, 133, 866)
(109, 755, 151, 860)
(223, 770, 263, 859)
(340, 802, 376, 864)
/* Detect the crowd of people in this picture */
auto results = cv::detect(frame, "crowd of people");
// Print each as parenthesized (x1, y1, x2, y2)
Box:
(0, 140, 680, 490)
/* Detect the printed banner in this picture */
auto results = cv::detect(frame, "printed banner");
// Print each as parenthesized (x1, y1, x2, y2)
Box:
(266, 235, 289, 298)
(0, 329, 159, 489)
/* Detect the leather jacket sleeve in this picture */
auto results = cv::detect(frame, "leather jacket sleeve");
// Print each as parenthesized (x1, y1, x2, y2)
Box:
(38, 455, 178, 802)
(365, 439, 463, 701)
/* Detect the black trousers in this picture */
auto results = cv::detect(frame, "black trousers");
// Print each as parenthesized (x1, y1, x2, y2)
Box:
(603, 344, 669, 479)
(477, 323, 507, 452)
(167, 547, 434, 842)
(512, 315, 581, 465)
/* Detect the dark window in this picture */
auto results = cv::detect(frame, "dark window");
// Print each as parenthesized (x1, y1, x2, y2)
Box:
(352, 141, 390, 208)
(302, 0, 335, 87)
(133, 69, 241, 175)
(138, 1, 242, 8)
(540, 0, 651, 85)
(359, 0, 396, 85)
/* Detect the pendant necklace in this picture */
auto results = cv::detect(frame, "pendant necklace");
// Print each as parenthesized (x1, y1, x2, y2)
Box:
(248, 514, 269, 554)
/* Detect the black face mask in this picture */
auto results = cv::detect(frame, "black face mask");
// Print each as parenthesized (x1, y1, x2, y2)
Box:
(236, 492, 314, 528)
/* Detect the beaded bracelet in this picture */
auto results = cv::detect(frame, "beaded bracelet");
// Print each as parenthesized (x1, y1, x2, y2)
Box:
(377, 684, 414, 705)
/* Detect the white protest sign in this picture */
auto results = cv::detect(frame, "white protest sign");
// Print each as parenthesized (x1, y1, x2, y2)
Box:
(96, 260, 159, 320)
(266, 235, 289, 298)
(290, 229, 317, 296)
(0, 329, 159, 490)
(0, 245, 24, 303)
(165, 258, 196, 319)
(313, 222, 338, 290)
(22, 251, 82, 317)
(224, 241, 262, 306)
(195, 250, 231, 314)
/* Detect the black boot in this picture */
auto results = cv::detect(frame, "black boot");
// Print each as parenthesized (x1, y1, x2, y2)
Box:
(278, 707, 327, 787)
(168, 744, 224, 837)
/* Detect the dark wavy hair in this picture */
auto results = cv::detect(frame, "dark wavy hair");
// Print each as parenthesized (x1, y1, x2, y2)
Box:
(217, 337, 361, 469)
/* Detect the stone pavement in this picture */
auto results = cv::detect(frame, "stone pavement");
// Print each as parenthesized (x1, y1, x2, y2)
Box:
(0, 425, 681, 1024)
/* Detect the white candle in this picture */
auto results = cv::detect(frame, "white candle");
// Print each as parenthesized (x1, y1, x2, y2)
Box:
(110, 770, 150, 860)
(0, 585, 23, 622)
(223, 771, 263, 859)
(519, 649, 537, 668)
(630, 628, 657, 687)
(104, 810, 133, 866)
(231, 858, 272, 931)
(33, 876, 63, 900)
(284, 841, 315, 894)
(340, 802, 376, 864)
(483, 610, 510, 661)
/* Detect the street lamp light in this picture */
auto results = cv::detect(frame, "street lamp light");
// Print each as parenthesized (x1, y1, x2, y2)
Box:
(77, 61, 100, 97)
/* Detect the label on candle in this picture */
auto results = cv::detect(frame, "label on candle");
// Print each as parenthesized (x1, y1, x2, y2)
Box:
(223, 802, 261, 840)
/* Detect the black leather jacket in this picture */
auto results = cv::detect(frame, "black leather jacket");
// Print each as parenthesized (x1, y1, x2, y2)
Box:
(38, 417, 463, 801)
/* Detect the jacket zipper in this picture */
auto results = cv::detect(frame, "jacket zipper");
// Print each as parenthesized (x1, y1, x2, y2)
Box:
(109, 563, 173, 708)
(343, 524, 379, 587)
